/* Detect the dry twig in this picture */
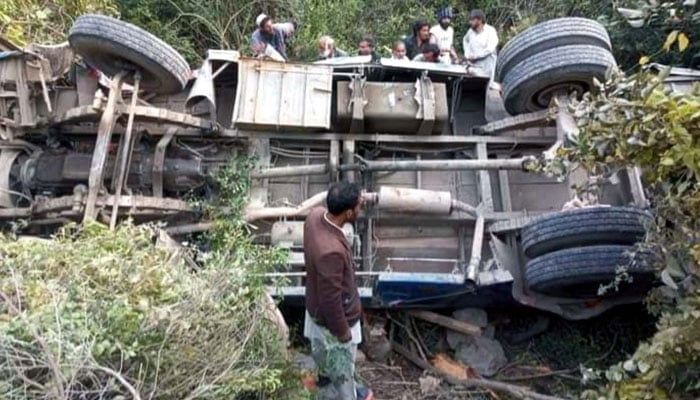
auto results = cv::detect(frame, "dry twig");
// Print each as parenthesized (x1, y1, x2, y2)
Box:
(392, 342, 567, 400)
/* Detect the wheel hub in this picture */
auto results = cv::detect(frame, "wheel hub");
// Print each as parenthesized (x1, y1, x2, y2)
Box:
(534, 82, 587, 108)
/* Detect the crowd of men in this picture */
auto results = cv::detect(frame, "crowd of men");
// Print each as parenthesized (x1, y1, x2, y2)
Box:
(251, 7, 499, 75)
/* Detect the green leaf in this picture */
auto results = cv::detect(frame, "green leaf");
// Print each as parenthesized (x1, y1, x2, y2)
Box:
(663, 30, 679, 52)
(678, 32, 690, 52)
(661, 157, 675, 166)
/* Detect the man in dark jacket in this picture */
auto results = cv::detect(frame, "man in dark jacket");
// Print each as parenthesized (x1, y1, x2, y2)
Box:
(304, 181, 372, 400)
(404, 20, 436, 60)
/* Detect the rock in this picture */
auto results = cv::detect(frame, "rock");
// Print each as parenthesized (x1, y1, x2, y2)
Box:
(419, 375, 442, 395)
(362, 319, 391, 363)
(483, 324, 496, 339)
(454, 336, 507, 377)
(452, 308, 488, 328)
(292, 351, 317, 373)
(446, 330, 469, 350)
(446, 324, 496, 349)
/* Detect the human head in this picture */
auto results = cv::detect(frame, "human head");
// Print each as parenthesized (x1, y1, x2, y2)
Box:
(392, 41, 406, 59)
(437, 7, 453, 29)
(469, 9, 486, 30)
(318, 35, 336, 58)
(414, 20, 431, 41)
(358, 37, 374, 56)
(327, 181, 363, 222)
(420, 43, 441, 62)
(256, 13, 274, 35)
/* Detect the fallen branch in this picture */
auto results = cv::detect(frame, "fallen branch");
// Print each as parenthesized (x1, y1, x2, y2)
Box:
(500, 368, 578, 382)
(408, 310, 481, 336)
(94, 365, 143, 400)
(392, 342, 566, 400)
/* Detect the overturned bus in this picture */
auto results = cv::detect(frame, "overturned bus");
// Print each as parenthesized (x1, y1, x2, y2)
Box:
(0, 15, 671, 320)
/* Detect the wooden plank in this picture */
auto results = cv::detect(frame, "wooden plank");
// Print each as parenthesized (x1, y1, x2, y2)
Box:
(409, 310, 481, 336)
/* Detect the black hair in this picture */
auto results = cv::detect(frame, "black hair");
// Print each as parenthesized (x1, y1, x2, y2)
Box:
(421, 43, 440, 56)
(326, 182, 362, 215)
(360, 36, 374, 48)
(413, 20, 430, 36)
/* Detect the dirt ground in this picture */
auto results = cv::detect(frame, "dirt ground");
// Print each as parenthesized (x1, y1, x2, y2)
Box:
(287, 304, 655, 400)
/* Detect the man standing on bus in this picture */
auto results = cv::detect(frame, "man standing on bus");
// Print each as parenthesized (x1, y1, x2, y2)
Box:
(430, 7, 458, 64)
(251, 13, 297, 61)
(462, 9, 499, 75)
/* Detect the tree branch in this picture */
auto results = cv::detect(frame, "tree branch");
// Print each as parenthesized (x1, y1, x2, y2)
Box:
(392, 342, 567, 400)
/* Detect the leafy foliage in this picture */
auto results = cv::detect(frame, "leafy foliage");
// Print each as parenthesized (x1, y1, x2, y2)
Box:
(610, 0, 700, 70)
(0, 160, 303, 399)
(2, 0, 696, 69)
(0, 0, 116, 46)
(549, 67, 700, 399)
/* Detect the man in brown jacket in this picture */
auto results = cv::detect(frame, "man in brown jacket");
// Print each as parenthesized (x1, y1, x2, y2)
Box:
(304, 182, 372, 400)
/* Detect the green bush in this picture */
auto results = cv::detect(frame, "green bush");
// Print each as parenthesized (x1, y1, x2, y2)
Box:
(0, 160, 303, 399)
(550, 67, 700, 400)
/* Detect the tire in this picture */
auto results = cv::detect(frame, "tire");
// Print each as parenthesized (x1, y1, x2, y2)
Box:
(496, 18, 611, 81)
(502, 44, 616, 115)
(521, 206, 651, 258)
(526, 245, 655, 298)
(69, 14, 190, 94)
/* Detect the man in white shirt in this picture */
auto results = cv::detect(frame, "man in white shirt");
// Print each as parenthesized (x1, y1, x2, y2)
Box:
(430, 7, 458, 64)
(462, 9, 499, 76)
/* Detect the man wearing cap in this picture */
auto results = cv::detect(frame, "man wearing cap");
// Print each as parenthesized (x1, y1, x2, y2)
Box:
(462, 9, 499, 75)
(251, 13, 297, 61)
(430, 7, 458, 64)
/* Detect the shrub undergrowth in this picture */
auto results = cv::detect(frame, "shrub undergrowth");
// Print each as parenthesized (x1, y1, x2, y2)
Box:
(546, 68, 700, 399)
(0, 159, 302, 399)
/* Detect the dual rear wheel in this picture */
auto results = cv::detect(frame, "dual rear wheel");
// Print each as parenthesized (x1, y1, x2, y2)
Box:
(521, 207, 655, 298)
(496, 18, 617, 115)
